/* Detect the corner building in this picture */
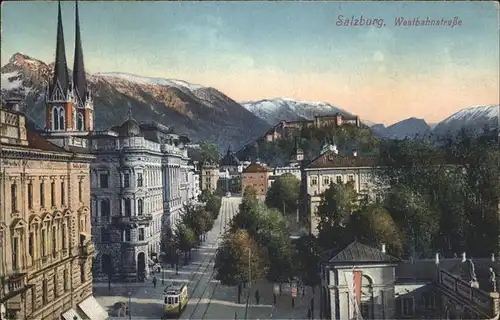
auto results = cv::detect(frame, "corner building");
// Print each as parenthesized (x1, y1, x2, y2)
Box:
(90, 116, 192, 282)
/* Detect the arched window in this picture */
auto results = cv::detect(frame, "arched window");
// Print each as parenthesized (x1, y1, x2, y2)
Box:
(52, 107, 60, 130)
(360, 275, 374, 319)
(138, 199, 143, 215)
(77, 113, 84, 131)
(58, 107, 65, 130)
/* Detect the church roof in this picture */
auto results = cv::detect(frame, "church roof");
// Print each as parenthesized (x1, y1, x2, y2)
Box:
(220, 146, 240, 166)
(72, 0, 87, 107)
(327, 241, 399, 264)
(50, 1, 70, 98)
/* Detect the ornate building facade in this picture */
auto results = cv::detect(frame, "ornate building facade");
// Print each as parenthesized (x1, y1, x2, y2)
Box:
(0, 2, 108, 319)
(90, 115, 193, 282)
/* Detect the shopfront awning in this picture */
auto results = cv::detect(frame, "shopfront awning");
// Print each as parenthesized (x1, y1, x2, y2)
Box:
(61, 308, 84, 320)
(77, 295, 108, 320)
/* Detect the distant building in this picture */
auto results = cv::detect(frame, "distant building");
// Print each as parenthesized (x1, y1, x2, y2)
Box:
(302, 147, 382, 235)
(241, 162, 272, 200)
(269, 141, 304, 186)
(264, 113, 360, 142)
(89, 117, 192, 282)
(200, 163, 219, 193)
(220, 146, 242, 173)
(320, 242, 500, 320)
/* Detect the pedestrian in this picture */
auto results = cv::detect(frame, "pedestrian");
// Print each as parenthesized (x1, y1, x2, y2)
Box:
(255, 289, 260, 304)
(152, 276, 157, 288)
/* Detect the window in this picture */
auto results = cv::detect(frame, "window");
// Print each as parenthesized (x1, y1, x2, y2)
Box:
(60, 181, 65, 206)
(138, 199, 143, 215)
(137, 173, 143, 187)
(52, 225, 57, 254)
(77, 112, 84, 131)
(12, 237, 19, 269)
(42, 279, 48, 303)
(99, 173, 109, 188)
(139, 228, 145, 241)
(174, 297, 179, 304)
(323, 177, 330, 186)
(422, 293, 435, 309)
(78, 180, 83, 202)
(80, 264, 85, 283)
(100, 199, 110, 216)
(29, 232, 34, 258)
(124, 199, 131, 216)
(336, 175, 343, 184)
(101, 228, 110, 242)
(402, 297, 415, 317)
(311, 177, 318, 186)
(54, 273, 58, 297)
(51, 181, 56, 207)
(123, 173, 130, 188)
(40, 182, 45, 207)
(11, 184, 17, 212)
(41, 229, 46, 257)
(62, 226, 67, 249)
(28, 182, 33, 209)
(63, 269, 69, 291)
(124, 229, 131, 241)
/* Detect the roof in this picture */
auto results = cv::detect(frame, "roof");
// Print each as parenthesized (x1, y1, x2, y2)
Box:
(220, 147, 240, 166)
(242, 163, 271, 173)
(306, 150, 379, 169)
(327, 241, 399, 264)
(25, 129, 67, 152)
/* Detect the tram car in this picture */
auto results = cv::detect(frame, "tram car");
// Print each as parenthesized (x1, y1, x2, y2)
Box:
(163, 283, 188, 318)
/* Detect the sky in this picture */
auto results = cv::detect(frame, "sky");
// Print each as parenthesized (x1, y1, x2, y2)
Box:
(1, 1, 499, 125)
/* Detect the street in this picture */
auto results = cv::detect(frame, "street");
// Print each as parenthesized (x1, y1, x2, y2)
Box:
(94, 196, 319, 319)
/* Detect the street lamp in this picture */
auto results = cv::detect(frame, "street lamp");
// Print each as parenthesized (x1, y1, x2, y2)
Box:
(128, 291, 132, 320)
(161, 265, 164, 285)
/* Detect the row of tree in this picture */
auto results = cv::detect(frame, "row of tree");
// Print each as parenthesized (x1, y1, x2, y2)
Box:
(169, 191, 222, 265)
(214, 186, 301, 303)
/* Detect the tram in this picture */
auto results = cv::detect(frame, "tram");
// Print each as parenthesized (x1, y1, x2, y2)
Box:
(163, 283, 188, 318)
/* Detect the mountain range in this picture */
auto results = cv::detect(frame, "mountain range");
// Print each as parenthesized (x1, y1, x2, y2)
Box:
(1, 53, 498, 147)
(0, 53, 270, 151)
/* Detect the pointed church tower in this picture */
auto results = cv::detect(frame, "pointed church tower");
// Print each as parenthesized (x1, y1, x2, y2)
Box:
(45, 1, 74, 132)
(73, 0, 94, 132)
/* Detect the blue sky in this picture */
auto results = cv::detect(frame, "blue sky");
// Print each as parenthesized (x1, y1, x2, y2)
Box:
(1, 1, 499, 124)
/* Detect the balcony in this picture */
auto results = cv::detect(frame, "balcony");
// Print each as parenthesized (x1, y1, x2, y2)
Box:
(112, 214, 153, 226)
(0, 271, 30, 304)
(79, 243, 95, 258)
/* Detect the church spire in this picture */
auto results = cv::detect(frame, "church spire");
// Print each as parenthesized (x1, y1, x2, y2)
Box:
(73, 0, 87, 107)
(50, 0, 70, 99)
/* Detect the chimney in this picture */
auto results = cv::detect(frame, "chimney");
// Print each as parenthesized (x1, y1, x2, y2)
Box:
(461, 252, 467, 262)
(435, 253, 440, 264)
(492, 253, 496, 262)
(4, 98, 25, 114)
(381, 244, 386, 253)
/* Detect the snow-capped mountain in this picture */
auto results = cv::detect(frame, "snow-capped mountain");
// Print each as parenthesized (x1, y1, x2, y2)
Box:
(1, 53, 270, 150)
(241, 98, 357, 126)
(432, 105, 499, 136)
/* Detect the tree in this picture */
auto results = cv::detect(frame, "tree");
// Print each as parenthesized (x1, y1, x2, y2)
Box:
(265, 173, 300, 215)
(182, 204, 207, 242)
(174, 223, 197, 264)
(350, 204, 404, 258)
(199, 142, 220, 166)
(293, 235, 321, 294)
(316, 182, 359, 251)
(385, 186, 439, 259)
(205, 194, 222, 220)
(199, 189, 212, 203)
(243, 185, 258, 201)
(214, 229, 268, 303)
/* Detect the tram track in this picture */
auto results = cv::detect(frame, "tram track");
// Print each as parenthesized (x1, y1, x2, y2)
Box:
(185, 199, 238, 320)
(180, 197, 235, 319)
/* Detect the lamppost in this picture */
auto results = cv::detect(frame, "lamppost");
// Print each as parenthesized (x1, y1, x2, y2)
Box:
(161, 265, 164, 285)
(128, 291, 132, 320)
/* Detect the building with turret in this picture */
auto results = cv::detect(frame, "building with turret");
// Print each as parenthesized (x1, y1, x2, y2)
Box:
(0, 2, 107, 319)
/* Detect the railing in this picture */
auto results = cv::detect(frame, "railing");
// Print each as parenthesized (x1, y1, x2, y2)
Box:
(438, 268, 495, 316)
